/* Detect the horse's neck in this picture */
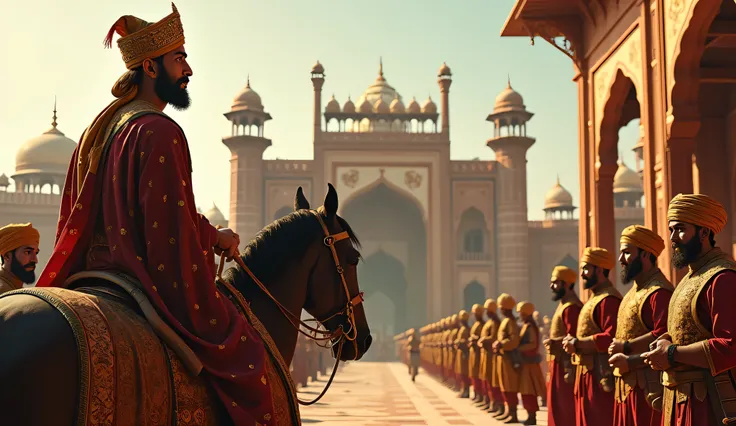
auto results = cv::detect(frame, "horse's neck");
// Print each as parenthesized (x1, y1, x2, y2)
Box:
(238, 267, 303, 366)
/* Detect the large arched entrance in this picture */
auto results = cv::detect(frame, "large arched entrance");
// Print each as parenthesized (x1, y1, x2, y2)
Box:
(463, 280, 486, 308)
(342, 182, 427, 337)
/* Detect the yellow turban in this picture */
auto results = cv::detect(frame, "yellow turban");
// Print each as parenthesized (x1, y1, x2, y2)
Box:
(581, 247, 615, 270)
(484, 298, 497, 313)
(667, 193, 727, 235)
(0, 223, 40, 256)
(458, 310, 470, 321)
(551, 265, 577, 284)
(471, 304, 483, 315)
(620, 225, 665, 257)
(497, 293, 516, 310)
(516, 301, 535, 316)
(451, 314, 458, 323)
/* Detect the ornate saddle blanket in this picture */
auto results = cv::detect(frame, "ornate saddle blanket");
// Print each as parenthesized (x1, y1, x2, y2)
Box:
(6, 284, 300, 426)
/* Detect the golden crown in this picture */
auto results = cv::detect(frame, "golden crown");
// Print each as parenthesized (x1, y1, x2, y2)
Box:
(115, 4, 185, 70)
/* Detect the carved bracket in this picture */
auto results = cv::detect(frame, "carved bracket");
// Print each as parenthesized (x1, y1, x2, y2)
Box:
(522, 18, 583, 69)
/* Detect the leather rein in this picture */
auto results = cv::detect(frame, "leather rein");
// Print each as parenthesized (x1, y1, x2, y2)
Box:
(215, 209, 364, 405)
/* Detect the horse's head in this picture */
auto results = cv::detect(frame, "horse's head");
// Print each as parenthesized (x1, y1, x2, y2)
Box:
(294, 183, 372, 361)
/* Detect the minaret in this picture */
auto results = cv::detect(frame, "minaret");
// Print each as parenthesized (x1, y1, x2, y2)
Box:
(222, 76, 272, 238)
(437, 62, 452, 137)
(486, 78, 535, 300)
(311, 61, 325, 140)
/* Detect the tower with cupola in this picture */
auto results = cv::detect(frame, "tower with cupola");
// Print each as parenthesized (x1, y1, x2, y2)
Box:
(222, 76, 272, 237)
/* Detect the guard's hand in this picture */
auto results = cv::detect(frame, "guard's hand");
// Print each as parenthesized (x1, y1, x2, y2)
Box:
(492, 341, 501, 353)
(641, 339, 672, 371)
(544, 338, 561, 352)
(609, 339, 625, 356)
(562, 334, 576, 355)
(215, 228, 240, 261)
(608, 353, 630, 373)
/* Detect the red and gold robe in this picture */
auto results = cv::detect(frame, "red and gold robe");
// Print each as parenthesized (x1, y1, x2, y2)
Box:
(548, 301, 581, 426)
(664, 249, 736, 426)
(574, 286, 621, 426)
(613, 270, 671, 426)
(37, 107, 275, 425)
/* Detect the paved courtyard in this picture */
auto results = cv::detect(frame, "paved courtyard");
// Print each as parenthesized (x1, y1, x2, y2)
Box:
(298, 362, 548, 425)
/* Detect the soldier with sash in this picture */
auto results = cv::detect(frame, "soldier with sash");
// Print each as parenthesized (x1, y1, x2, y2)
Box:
(517, 301, 546, 425)
(608, 225, 672, 426)
(468, 304, 486, 403)
(492, 293, 522, 423)
(479, 298, 503, 413)
(544, 265, 582, 426)
(642, 194, 736, 426)
(454, 310, 472, 398)
(563, 247, 622, 426)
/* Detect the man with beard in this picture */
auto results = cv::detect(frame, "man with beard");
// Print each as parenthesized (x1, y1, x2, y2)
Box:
(467, 304, 486, 402)
(544, 265, 582, 426)
(607, 225, 672, 426)
(478, 298, 503, 413)
(454, 310, 472, 398)
(35, 5, 278, 424)
(562, 247, 621, 426)
(642, 193, 736, 426)
(0, 223, 40, 294)
(492, 293, 522, 423)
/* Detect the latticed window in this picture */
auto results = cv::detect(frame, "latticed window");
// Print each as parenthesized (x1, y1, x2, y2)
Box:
(464, 229, 484, 253)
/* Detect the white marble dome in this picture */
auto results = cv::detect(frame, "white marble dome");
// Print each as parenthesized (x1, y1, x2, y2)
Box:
(544, 177, 574, 210)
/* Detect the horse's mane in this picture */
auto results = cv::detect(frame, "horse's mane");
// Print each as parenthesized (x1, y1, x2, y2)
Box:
(222, 209, 360, 287)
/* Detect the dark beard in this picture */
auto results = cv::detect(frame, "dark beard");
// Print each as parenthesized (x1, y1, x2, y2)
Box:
(583, 273, 598, 289)
(10, 255, 35, 283)
(551, 286, 566, 301)
(672, 236, 703, 269)
(154, 68, 190, 110)
(621, 255, 643, 284)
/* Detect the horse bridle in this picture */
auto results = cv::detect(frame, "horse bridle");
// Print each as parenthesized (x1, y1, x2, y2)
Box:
(215, 209, 364, 405)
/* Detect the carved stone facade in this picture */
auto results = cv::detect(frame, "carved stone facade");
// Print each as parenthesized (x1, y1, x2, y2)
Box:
(502, 0, 736, 291)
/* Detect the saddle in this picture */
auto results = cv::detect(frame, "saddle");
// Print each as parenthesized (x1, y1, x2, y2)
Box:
(65, 270, 203, 376)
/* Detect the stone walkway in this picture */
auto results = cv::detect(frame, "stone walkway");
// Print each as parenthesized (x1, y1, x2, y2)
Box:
(298, 362, 548, 425)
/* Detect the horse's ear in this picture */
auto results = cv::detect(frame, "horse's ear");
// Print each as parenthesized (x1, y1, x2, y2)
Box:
(294, 187, 310, 211)
(324, 183, 338, 217)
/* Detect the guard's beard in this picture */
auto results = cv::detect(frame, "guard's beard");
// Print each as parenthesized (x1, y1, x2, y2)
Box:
(672, 236, 702, 269)
(621, 255, 643, 284)
(154, 66, 191, 110)
(583, 272, 598, 289)
(10, 255, 35, 284)
(551, 286, 566, 301)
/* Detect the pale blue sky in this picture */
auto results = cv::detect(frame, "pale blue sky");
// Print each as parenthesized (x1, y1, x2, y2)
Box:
(0, 0, 639, 221)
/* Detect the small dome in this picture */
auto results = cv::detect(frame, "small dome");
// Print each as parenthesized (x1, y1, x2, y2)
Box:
(0, 174, 9, 187)
(390, 95, 405, 113)
(311, 61, 325, 74)
(374, 98, 389, 114)
(232, 76, 263, 112)
(343, 96, 356, 113)
(359, 98, 373, 114)
(544, 177, 574, 210)
(438, 62, 452, 77)
(421, 96, 437, 114)
(204, 203, 228, 227)
(406, 97, 421, 114)
(15, 108, 77, 177)
(494, 78, 525, 112)
(325, 95, 341, 113)
(613, 161, 643, 193)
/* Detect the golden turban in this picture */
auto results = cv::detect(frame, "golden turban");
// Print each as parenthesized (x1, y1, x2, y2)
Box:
(620, 225, 665, 257)
(104, 3, 186, 70)
(484, 298, 497, 313)
(459, 310, 470, 322)
(451, 314, 458, 323)
(0, 223, 40, 256)
(667, 193, 727, 235)
(581, 247, 615, 270)
(516, 301, 535, 316)
(497, 293, 516, 310)
(472, 304, 483, 315)
(551, 265, 577, 284)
